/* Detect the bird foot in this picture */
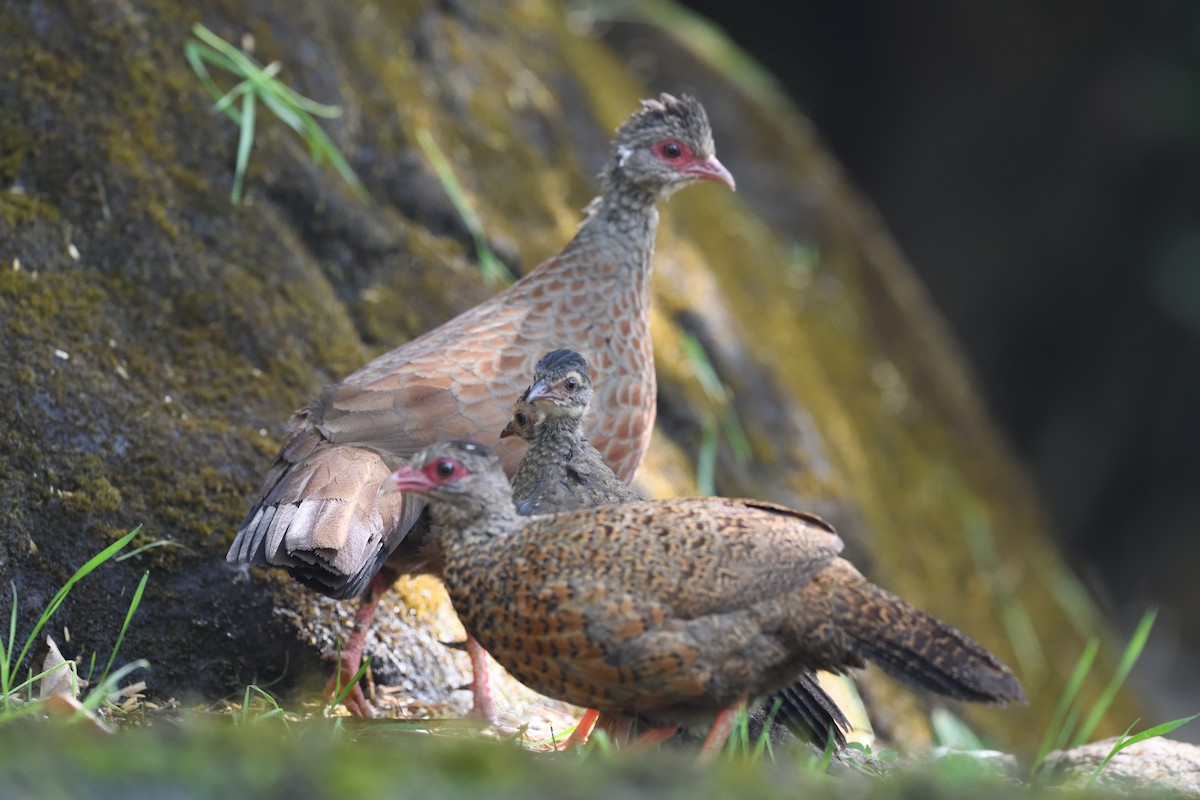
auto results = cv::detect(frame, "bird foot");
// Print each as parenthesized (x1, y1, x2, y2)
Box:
(322, 651, 375, 718)
(555, 710, 633, 750)
(696, 699, 747, 764)
(466, 697, 496, 723)
(630, 725, 680, 752)
(328, 681, 376, 719)
(465, 637, 497, 724)
(556, 708, 600, 750)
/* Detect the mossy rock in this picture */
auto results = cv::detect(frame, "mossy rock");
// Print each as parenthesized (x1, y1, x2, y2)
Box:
(0, 0, 1138, 753)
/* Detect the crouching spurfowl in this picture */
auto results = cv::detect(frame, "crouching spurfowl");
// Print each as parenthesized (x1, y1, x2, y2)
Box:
(387, 441, 1025, 759)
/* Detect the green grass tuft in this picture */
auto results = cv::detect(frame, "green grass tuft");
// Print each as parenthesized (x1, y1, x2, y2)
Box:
(1085, 712, 1200, 787)
(1034, 607, 1198, 783)
(1, 527, 148, 724)
(185, 24, 367, 204)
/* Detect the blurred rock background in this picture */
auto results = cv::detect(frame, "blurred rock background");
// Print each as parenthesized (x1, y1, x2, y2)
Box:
(656, 0, 1200, 737)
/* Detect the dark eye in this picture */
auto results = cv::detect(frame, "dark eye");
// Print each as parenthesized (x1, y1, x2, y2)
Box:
(564, 377, 579, 391)
(435, 459, 457, 478)
(662, 141, 682, 159)
(514, 412, 528, 426)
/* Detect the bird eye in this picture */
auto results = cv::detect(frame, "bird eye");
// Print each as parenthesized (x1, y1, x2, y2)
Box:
(514, 412, 528, 426)
(662, 141, 682, 159)
(435, 459, 457, 478)
(564, 377, 579, 391)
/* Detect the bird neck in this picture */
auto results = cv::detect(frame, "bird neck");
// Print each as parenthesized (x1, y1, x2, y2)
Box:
(530, 417, 586, 460)
(431, 494, 521, 547)
(567, 171, 661, 272)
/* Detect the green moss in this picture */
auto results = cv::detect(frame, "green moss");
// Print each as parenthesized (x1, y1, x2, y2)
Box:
(65, 470, 124, 515)
(0, 715, 1142, 798)
(0, 191, 60, 226)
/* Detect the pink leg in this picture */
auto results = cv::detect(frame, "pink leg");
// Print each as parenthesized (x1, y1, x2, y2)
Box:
(465, 635, 497, 723)
(322, 573, 389, 717)
(696, 699, 747, 764)
(557, 708, 600, 750)
(632, 724, 680, 751)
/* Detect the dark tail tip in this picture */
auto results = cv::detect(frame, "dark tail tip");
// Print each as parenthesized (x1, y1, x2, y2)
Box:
(846, 589, 1026, 705)
(764, 672, 851, 749)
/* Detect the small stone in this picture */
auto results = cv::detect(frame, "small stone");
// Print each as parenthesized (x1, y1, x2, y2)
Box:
(1042, 735, 1200, 797)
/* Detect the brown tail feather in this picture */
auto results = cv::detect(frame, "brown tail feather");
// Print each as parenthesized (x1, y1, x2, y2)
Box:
(840, 582, 1026, 704)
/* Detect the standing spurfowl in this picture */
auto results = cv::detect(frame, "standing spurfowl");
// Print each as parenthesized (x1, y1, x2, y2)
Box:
(387, 441, 1025, 759)
(502, 349, 849, 749)
(226, 94, 735, 717)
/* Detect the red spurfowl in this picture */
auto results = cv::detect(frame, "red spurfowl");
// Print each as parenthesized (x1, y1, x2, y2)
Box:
(388, 441, 1025, 759)
(226, 94, 735, 717)
(502, 349, 849, 749)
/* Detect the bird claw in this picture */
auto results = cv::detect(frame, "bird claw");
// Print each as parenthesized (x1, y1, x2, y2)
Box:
(439, 638, 469, 652)
(333, 684, 377, 719)
(322, 653, 376, 718)
(466, 696, 497, 724)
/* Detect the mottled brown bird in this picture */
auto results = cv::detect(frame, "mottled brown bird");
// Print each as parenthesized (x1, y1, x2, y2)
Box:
(503, 349, 849, 748)
(226, 95, 735, 717)
(388, 441, 1025, 758)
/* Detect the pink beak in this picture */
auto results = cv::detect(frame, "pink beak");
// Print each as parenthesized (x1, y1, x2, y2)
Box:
(526, 379, 555, 403)
(385, 464, 432, 495)
(686, 155, 736, 191)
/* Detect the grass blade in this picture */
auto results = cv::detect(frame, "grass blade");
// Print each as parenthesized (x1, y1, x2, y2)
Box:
(1, 584, 18, 697)
(82, 659, 150, 713)
(97, 571, 148, 687)
(1071, 608, 1157, 748)
(1033, 637, 1098, 770)
(696, 420, 718, 496)
(10, 527, 141, 683)
(327, 635, 372, 711)
(1086, 713, 1200, 787)
(232, 89, 256, 204)
(416, 128, 514, 287)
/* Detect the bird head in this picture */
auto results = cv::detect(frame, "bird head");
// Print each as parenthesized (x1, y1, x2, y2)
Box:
(499, 397, 542, 441)
(387, 441, 509, 516)
(524, 349, 593, 421)
(609, 93, 735, 198)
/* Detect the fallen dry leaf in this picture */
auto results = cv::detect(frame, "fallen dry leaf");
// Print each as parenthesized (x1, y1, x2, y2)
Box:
(37, 636, 84, 701)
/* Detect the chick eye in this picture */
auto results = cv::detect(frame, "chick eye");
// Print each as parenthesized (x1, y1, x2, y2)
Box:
(661, 141, 682, 159)
(435, 459, 457, 478)
(514, 412, 528, 426)
(564, 378, 579, 391)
